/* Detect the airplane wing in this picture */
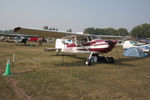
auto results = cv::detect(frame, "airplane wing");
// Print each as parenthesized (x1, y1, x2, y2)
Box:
(14, 27, 89, 38)
(0, 33, 21, 37)
(0, 33, 41, 38)
(91, 35, 124, 39)
(97, 35, 123, 38)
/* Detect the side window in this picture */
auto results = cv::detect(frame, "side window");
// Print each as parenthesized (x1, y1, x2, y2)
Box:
(81, 38, 87, 43)
(88, 36, 92, 41)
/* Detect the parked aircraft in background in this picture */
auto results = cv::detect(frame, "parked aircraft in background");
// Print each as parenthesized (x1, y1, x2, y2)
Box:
(0, 33, 42, 45)
(123, 40, 150, 52)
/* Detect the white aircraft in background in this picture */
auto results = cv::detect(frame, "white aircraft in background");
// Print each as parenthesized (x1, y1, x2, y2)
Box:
(123, 40, 150, 52)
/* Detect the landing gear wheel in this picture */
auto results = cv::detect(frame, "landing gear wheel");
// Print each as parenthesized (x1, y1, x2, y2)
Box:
(85, 59, 91, 66)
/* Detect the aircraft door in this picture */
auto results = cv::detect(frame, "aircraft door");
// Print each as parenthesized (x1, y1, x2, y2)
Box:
(55, 39, 66, 51)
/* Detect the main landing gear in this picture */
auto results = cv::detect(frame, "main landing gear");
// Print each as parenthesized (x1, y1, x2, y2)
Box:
(85, 59, 92, 66)
(85, 52, 98, 66)
(85, 52, 115, 66)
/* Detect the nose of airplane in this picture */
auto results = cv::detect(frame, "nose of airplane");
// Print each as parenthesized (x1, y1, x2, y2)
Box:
(105, 40, 117, 45)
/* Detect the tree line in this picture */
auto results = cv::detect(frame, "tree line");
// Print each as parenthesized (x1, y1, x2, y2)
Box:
(0, 23, 150, 38)
(83, 27, 129, 36)
(130, 23, 150, 38)
(83, 23, 150, 38)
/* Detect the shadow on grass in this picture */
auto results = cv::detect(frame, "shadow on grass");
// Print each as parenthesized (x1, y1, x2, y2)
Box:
(13, 70, 33, 76)
(50, 54, 86, 60)
(52, 61, 85, 67)
(16, 44, 37, 47)
(50, 54, 87, 66)
(114, 57, 150, 67)
(118, 56, 149, 62)
(50, 54, 150, 67)
(114, 62, 136, 67)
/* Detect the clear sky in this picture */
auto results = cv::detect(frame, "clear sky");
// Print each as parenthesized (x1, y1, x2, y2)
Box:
(0, 0, 150, 32)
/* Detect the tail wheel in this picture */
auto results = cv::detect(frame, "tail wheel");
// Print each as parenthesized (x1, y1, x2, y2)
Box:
(85, 59, 91, 66)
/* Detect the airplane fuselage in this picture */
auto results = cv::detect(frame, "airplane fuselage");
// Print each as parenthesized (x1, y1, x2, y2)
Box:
(60, 39, 117, 54)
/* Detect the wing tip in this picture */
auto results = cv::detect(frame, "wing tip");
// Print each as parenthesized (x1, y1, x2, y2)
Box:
(14, 27, 21, 32)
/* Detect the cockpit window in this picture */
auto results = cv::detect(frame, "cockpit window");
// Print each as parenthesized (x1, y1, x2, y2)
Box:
(130, 41, 137, 45)
(91, 35, 101, 39)
(88, 36, 92, 41)
(81, 38, 87, 43)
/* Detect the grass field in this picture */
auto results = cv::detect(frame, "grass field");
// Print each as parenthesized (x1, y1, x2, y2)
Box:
(0, 42, 150, 100)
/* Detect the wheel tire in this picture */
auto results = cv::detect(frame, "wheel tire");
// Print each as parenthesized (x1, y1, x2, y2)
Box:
(85, 59, 91, 66)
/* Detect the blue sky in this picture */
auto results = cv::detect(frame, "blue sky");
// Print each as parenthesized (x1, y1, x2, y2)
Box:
(0, 0, 150, 32)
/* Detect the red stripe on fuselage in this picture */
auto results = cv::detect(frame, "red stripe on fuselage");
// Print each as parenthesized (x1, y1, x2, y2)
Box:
(67, 39, 107, 47)
(67, 39, 117, 53)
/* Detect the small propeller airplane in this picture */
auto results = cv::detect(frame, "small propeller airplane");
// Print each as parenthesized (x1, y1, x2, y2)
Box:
(14, 27, 118, 66)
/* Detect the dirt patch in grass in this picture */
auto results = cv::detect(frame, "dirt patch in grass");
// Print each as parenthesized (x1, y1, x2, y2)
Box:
(5, 76, 31, 100)
(0, 71, 21, 100)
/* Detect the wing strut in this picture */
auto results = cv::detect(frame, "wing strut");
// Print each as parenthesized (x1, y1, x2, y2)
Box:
(61, 33, 67, 66)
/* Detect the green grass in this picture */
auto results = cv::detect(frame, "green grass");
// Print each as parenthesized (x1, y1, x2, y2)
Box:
(0, 75, 21, 100)
(0, 42, 150, 100)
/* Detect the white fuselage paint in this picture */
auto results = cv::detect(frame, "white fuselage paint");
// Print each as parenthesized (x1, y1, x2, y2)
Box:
(55, 39, 110, 53)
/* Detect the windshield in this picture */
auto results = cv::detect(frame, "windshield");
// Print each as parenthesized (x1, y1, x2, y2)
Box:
(130, 41, 137, 45)
(91, 35, 101, 40)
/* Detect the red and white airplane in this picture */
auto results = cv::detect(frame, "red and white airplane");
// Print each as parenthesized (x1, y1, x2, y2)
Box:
(14, 27, 117, 65)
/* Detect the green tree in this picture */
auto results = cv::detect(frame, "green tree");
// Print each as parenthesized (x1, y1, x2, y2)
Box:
(83, 27, 97, 35)
(49, 28, 53, 30)
(52, 28, 55, 31)
(117, 28, 129, 36)
(84, 27, 118, 35)
(66, 29, 72, 32)
(43, 26, 48, 30)
(95, 28, 105, 35)
(130, 23, 150, 38)
(105, 28, 118, 35)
